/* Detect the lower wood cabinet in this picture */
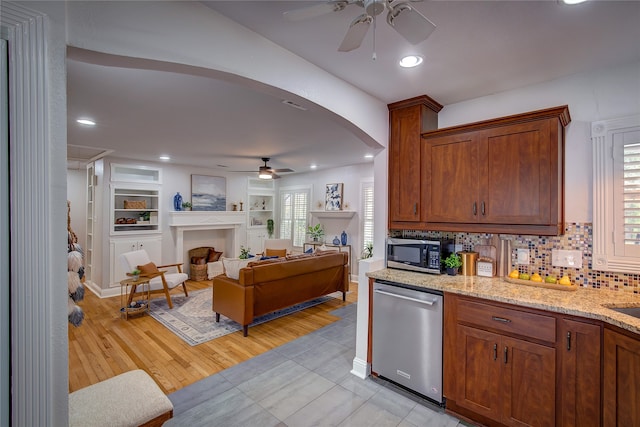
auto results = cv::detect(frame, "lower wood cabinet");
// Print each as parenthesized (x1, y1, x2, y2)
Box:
(604, 327, 640, 426)
(559, 318, 602, 427)
(445, 294, 602, 427)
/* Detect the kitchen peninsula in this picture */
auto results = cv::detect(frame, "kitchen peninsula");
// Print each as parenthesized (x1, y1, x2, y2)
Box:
(367, 268, 640, 427)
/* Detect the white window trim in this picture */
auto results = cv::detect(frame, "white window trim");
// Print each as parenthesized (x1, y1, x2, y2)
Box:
(278, 184, 311, 249)
(360, 179, 374, 258)
(592, 114, 640, 273)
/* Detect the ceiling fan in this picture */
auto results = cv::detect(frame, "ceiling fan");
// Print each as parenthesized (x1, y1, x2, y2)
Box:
(283, 0, 436, 52)
(255, 157, 294, 180)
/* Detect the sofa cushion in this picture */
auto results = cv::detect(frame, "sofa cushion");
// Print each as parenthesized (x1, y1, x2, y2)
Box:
(222, 257, 251, 280)
(265, 248, 287, 258)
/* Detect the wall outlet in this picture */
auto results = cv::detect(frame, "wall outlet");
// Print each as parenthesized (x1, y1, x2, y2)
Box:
(552, 249, 583, 268)
(516, 248, 530, 265)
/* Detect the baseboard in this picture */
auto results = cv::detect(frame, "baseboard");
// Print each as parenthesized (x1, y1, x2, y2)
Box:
(84, 280, 119, 298)
(350, 357, 370, 379)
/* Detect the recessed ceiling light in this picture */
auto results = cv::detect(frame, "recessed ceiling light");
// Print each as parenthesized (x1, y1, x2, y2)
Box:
(562, 0, 587, 4)
(159, 155, 171, 161)
(76, 118, 96, 126)
(399, 55, 423, 68)
(364, 154, 374, 159)
(310, 164, 318, 169)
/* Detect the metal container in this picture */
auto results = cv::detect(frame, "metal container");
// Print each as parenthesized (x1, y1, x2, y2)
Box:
(458, 251, 479, 276)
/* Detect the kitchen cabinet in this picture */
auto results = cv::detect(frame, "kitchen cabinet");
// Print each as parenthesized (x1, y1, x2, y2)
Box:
(559, 318, 602, 427)
(422, 105, 570, 235)
(109, 236, 162, 286)
(604, 327, 640, 426)
(446, 295, 556, 426)
(387, 95, 441, 229)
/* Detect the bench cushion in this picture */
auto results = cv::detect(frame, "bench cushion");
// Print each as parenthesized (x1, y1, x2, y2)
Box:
(69, 369, 173, 427)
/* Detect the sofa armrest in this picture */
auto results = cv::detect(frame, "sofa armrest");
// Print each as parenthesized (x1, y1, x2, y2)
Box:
(212, 275, 254, 327)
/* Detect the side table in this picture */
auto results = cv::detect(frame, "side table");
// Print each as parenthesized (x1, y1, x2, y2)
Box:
(120, 276, 151, 320)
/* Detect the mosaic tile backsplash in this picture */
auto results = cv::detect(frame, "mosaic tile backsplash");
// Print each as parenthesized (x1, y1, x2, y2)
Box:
(391, 222, 639, 294)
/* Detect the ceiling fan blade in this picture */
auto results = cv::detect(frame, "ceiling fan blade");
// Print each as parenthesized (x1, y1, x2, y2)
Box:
(272, 173, 282, 179)
(387, 3, 436, 45)
(271, 168, 294, 173)
(338, 14, 372, 52)
(284, 1, 349, 22)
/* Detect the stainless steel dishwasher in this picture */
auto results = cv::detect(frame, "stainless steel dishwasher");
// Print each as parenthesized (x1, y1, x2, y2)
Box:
(372, 280, 444, 404)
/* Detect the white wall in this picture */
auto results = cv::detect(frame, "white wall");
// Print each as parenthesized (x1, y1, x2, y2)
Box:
(67, 168, 87, 248)
(438, 60, 640, 223)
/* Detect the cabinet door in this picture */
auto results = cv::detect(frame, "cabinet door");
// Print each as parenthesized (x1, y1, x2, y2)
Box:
(604, 328, 640, 426)
(501, 336, 556, 427)
(482, 120, 554, 225)
(456, 325, 501, 421)
(247, 229, 267, 255)
(389, 106, 423, 224)
(423, 132, 482, 223)
(559, 319, 601, 427)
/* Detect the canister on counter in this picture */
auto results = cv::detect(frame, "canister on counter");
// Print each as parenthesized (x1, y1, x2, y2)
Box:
(477, 257, 496, 277)
(458, 251, 479, 276)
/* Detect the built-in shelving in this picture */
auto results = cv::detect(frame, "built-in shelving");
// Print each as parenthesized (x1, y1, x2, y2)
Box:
(309, 210, 356, 219)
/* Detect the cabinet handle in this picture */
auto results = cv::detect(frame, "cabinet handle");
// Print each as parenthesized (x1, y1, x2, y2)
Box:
(492, 316, 511, 323)
(481, 201, 486, 216)
(566, 331, 572, 351)
(473, 202, 477, 215)
(493, 343, 497, 361)
(131, 244, 136, 251)
(414, 203, 417, 215)
(504, 346, 508, 364)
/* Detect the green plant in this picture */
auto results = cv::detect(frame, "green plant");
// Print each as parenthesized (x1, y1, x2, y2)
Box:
(362, 242, 373, 259)
(267, 219, 274, 238)
(307, 223, 324, 241)
(181, 201, 192, 210)
(138, 211, 151, 221)
(443, 253, 463, 269)
(239, 246, 251, 259)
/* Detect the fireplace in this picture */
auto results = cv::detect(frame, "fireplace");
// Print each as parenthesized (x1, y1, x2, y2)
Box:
(168, 211, 245, 264)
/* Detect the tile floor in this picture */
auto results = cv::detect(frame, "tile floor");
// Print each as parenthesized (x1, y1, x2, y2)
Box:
(165, 303, 465, 427)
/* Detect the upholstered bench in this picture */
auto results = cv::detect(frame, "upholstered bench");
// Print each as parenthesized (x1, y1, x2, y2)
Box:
(69, 369, 173, 427)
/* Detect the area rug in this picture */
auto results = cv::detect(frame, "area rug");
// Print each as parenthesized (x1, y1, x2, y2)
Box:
(148, 289, 335, 346)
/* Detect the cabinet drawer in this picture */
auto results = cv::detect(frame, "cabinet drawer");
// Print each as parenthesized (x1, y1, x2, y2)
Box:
(457, 298, 556, 343)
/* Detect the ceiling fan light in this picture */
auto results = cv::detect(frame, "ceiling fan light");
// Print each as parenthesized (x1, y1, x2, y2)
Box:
(388, 3, 436, 45)
(399, 55, 423, 68)
(258, 170, 273, 180)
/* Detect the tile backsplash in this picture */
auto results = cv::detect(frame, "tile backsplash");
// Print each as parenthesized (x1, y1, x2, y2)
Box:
(392, 222, 639, 294)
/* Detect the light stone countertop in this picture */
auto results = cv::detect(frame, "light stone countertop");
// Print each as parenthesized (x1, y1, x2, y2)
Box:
(367, 268, 640, 335)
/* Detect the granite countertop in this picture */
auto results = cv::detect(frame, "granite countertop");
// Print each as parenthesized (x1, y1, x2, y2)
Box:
(367, 268, 640, 335)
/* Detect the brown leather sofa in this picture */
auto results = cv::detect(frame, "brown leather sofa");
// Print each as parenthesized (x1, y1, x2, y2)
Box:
(212, 251, 349, 336)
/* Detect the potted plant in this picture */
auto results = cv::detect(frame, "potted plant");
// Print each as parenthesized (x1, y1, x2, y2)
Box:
(443, 253, 462, 275)
(182, 201, 192, 211)
(239, 246, 251, 259)
(267, 219, 274, 238)
(130, 268, 141, 280)
(307, 223, 324, 243)
(362, 242, 373, 259)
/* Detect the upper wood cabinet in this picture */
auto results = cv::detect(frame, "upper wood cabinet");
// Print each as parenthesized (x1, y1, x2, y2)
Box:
(422, 106, 570, 235)
(388, 95, 442, 230)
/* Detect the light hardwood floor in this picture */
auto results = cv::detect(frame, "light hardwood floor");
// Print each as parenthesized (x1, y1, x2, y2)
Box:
(68, 280, 358, 394)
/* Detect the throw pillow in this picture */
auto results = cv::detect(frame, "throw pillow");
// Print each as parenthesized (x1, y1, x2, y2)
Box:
(260, 255, 279, 260)
(137, 262, 159, 275)
(304, 247, 314, 254)
(221, 257, 251, 280)
(190, 256, 206, 265)
(207, 248, 223, 263)
(265, 248, 287, 258)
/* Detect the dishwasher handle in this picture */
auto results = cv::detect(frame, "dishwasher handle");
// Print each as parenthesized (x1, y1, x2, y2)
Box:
(373, 289, 438, 306)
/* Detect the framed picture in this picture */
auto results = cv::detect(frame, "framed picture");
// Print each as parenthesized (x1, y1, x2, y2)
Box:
(191, 175, 226, 211)
(325, 183, 343, 211)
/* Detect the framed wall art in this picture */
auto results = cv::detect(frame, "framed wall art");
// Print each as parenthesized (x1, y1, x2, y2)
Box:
(325, 183, 343, 211)
(191, 175, 226, 211)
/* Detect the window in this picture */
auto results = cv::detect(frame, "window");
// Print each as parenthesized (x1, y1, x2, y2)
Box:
(361, 180, 374, 257)
(592, 114, 640, 272)
(279, 187, 310, 248)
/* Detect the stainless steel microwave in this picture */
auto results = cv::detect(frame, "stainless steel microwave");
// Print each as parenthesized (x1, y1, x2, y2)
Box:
(386, 237, 454, 274)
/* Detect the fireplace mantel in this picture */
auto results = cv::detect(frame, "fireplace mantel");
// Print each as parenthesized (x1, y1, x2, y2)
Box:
(169, 211, 246, 263)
